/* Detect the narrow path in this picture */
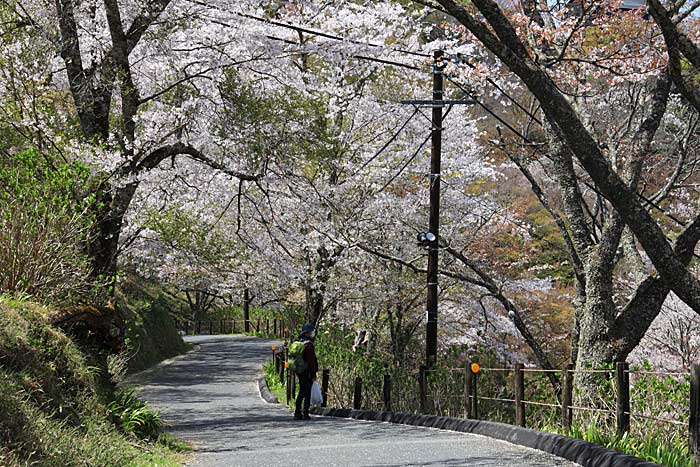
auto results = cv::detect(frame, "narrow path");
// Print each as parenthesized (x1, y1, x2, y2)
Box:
(137, 335, 578, 467)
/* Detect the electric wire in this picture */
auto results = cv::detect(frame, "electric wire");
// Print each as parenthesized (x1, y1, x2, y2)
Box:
(187, 0, 541, 131)
(444, 74, 538, 145)
(184, 0, 430, 58)
(184, 0, 695, 250)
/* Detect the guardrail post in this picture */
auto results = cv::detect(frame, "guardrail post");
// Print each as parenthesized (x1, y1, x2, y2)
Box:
(197, 321, 201, 334)
(209, 321, 213, 335)
(274, 319, 278, 336)
(353, 377, 363, 410)
(321, 369, 330, 407)
(616, 361, 630, 436)
(515, 363, 525, 427)
(383, 367, 392, 412)
(465, 362, 472, 419)
(256, 318, 260, 333)
(419, 365, 427, 413)
(562, 362, 573, 433)
(266, 319, 270, 335)
(690, 364, 700, 465)
(184, 321, 189, 335)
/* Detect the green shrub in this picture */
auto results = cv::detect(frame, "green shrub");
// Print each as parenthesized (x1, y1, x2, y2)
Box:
(109, 389, 162, 440)
(0, 150, 99, 304)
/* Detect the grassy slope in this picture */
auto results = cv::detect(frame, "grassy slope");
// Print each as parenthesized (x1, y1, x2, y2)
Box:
(0, 296, 185, 467)
(117, 276, 190, 374)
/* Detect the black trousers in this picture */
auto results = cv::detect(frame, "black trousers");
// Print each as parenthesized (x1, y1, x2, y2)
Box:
(295, 373, 313, 414)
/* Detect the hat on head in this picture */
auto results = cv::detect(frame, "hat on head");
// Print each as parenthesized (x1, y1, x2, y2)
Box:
(301, 323, 315, 334)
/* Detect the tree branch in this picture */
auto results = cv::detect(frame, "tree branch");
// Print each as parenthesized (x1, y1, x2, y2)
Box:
(132, 143, 260, 181)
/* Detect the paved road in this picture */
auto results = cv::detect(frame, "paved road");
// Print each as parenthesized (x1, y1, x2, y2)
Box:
(137, 335, 579, 467)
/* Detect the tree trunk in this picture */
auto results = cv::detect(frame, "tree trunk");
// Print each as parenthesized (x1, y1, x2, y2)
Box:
(305, 285, 324, 325)
(87, 182, 138, 291)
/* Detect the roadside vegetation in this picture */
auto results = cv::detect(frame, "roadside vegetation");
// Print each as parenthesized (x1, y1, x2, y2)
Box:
(263, 319, 694, 466)
(0, 295, 188, 466)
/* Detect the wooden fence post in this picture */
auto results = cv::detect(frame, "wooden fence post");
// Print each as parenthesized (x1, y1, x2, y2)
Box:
(274, 319, 278, 336)
(353, 377, 363, 410)
(690, 364, 700, 465)
(473, 366, 479, 420)
(266, 319, 270, 335)
(279, 352, 285, 384)
(286, 366, 292, 405)
(321, 369, 330, 408)
(290, 371, 296, 403)
(220, 319, 224, 334)
(274, 352, 280, 375)
(465, 362, 473, 419)
(383, 369, 392, 412)
(419, 365, 428, 413)
(209, 321, 213, 335)
(515, 363, 526, 427)
(616, 361, 630, 437)
(197, 321, 201, 334)
(256, 318, 260, 333)
(184, 321, 189, 335)
(562, 362, 573, 433)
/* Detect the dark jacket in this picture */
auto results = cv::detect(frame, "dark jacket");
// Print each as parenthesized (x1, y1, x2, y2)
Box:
(298, 338, 318, 379)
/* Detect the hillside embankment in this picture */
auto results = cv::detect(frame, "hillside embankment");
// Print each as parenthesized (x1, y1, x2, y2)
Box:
(0, 288, 189, 467)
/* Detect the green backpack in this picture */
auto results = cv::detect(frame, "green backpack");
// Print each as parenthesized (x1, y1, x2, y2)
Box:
(288, 340, 308, 374)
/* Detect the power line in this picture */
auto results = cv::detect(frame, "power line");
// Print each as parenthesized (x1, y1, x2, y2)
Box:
(450, 55, 542, 126)
(193, 9, 423, 71)
(184, 0, 430, 59)
(236, 11, 431, 59)
(444, 74, 537, 145)
(187, 0, 543, 125)
(186, 0, 692, 245)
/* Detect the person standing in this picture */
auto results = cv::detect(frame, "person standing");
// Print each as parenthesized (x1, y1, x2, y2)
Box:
(294, 323, 318, 420)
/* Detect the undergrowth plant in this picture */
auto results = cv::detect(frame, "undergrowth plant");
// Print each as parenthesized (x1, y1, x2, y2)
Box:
(567, 423, 691, 467)
(109, 389, 162, 440)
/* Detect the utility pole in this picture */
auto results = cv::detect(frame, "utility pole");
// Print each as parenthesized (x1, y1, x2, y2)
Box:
(425, 50, 444, 367)
(401, 51, 474, 368)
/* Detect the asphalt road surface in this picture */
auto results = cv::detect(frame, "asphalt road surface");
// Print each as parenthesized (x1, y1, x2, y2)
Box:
(137, 335, 579, 467)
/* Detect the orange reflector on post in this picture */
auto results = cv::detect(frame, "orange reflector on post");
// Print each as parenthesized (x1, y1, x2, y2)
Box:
(471, 363, 481, 374)
(271, 345, 277, 351)
(284, 327, 288, 332)
(278, 316, 283, 320)
(284, 362, 289, 369)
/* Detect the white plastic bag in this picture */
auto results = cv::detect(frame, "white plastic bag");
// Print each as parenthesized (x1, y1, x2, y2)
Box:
(311, 381, 323, 406)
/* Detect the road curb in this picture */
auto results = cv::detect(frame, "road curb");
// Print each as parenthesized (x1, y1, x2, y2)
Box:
(258, 375, 279, 404)
(308, 407, 661, 467)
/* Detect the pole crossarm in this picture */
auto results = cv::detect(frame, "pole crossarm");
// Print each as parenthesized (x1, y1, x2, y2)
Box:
(400, 99, 478, 107)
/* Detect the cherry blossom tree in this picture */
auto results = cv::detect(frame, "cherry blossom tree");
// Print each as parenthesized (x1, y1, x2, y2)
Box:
(416, 0, 700, 396)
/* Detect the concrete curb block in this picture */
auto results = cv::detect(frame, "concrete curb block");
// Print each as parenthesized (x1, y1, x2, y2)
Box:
(308, 407, 661, 467)
(258, 375, 279, 404)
